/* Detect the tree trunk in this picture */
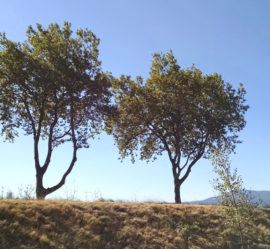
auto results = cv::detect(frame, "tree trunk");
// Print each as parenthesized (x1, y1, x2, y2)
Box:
(174, 180, 181, 203)
(36, 172, 46, 199)
(34, 143, 78, 199)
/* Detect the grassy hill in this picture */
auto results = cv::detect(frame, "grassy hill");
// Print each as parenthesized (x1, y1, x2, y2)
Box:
(0, 199, 270, 249)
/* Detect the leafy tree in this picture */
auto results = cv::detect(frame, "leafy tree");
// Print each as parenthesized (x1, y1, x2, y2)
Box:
(107, 52, 248, 203)
(0, 22, 111, 199)
(211, 148, 256, 248)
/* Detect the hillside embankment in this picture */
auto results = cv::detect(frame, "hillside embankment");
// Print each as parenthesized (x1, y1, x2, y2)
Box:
(0, 199, 270, 249)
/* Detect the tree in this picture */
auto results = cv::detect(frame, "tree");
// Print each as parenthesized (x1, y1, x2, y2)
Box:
(0, 22, 111, 199)
(211, 148, 256, 248)
(107, 52, 248, 203)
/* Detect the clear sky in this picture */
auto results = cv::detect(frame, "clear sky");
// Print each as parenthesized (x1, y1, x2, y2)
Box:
(0, 0, 269, 202)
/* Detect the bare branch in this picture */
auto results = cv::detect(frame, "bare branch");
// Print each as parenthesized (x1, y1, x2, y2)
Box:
(180, 155, 191, 171)
(41, 110, 58, 174)
(179, 134, 209, 184)
(45, 98, 78, 195)
(148, 123, 175, 165)
(52, 128, 72, 141)
(45, 145, 77, 195)
(22, 98, 36, 138)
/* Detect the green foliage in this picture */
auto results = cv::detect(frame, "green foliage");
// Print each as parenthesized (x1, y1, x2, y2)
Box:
(0, 22, 110, 145)
(0, 22, 111, 198)
(162, 214, 182, 229)
(107, 51, 248, 203)
(211, 148, 257, 247)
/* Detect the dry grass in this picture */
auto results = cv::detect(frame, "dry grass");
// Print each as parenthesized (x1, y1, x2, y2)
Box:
(0, 199, 269, 249)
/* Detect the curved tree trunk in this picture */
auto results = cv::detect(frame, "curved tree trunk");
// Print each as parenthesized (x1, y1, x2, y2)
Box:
(174, 180, 181, 203)
(35, 147, 77, 199)
(34, 101, 78, 200)
(34, 139, 78, 200)
(36, 172, 46, 199)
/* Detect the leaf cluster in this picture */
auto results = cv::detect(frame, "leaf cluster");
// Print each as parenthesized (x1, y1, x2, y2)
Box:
(211, 148, 257, 244)
(0, 22, 111, 148)
(107, 51, 248, 165)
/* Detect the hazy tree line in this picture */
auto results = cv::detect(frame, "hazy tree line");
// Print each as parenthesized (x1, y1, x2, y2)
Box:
(0, 22, 248, 203)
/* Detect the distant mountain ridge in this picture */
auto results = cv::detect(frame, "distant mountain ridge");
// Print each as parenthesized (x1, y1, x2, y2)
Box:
(186, 190, 270, 207)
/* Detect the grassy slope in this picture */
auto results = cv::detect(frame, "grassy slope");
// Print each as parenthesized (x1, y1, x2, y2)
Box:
(0, 200, 270, 249)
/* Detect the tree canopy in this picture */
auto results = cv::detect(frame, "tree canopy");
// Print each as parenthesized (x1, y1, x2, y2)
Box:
(0, 22, 111, 199)
(107, 51, 248, 203)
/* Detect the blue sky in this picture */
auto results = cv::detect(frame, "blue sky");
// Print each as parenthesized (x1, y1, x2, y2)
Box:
(0, 0, 269, 202)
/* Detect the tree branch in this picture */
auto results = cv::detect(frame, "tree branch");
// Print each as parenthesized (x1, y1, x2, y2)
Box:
(22, 98, 36, 138)
(45, 144, 77, 195)
(148, 123, 175, 165)
(45, 96, 78, 195)
(22, 96, 43, 171)
(41, 109, 58, 174)
(52, 128, 72, 141)
(180, 154, 191, 171)
(179, 134, 209, 184)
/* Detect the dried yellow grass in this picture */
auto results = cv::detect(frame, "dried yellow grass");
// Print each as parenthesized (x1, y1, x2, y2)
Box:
(0, 200, 269, 249)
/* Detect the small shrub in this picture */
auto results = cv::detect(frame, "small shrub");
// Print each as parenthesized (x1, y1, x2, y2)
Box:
(18, 184, 35, 200)
(162, 215, 181, 229)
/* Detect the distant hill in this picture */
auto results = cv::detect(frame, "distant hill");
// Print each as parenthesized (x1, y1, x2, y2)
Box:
(186, 190, 270, 207)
